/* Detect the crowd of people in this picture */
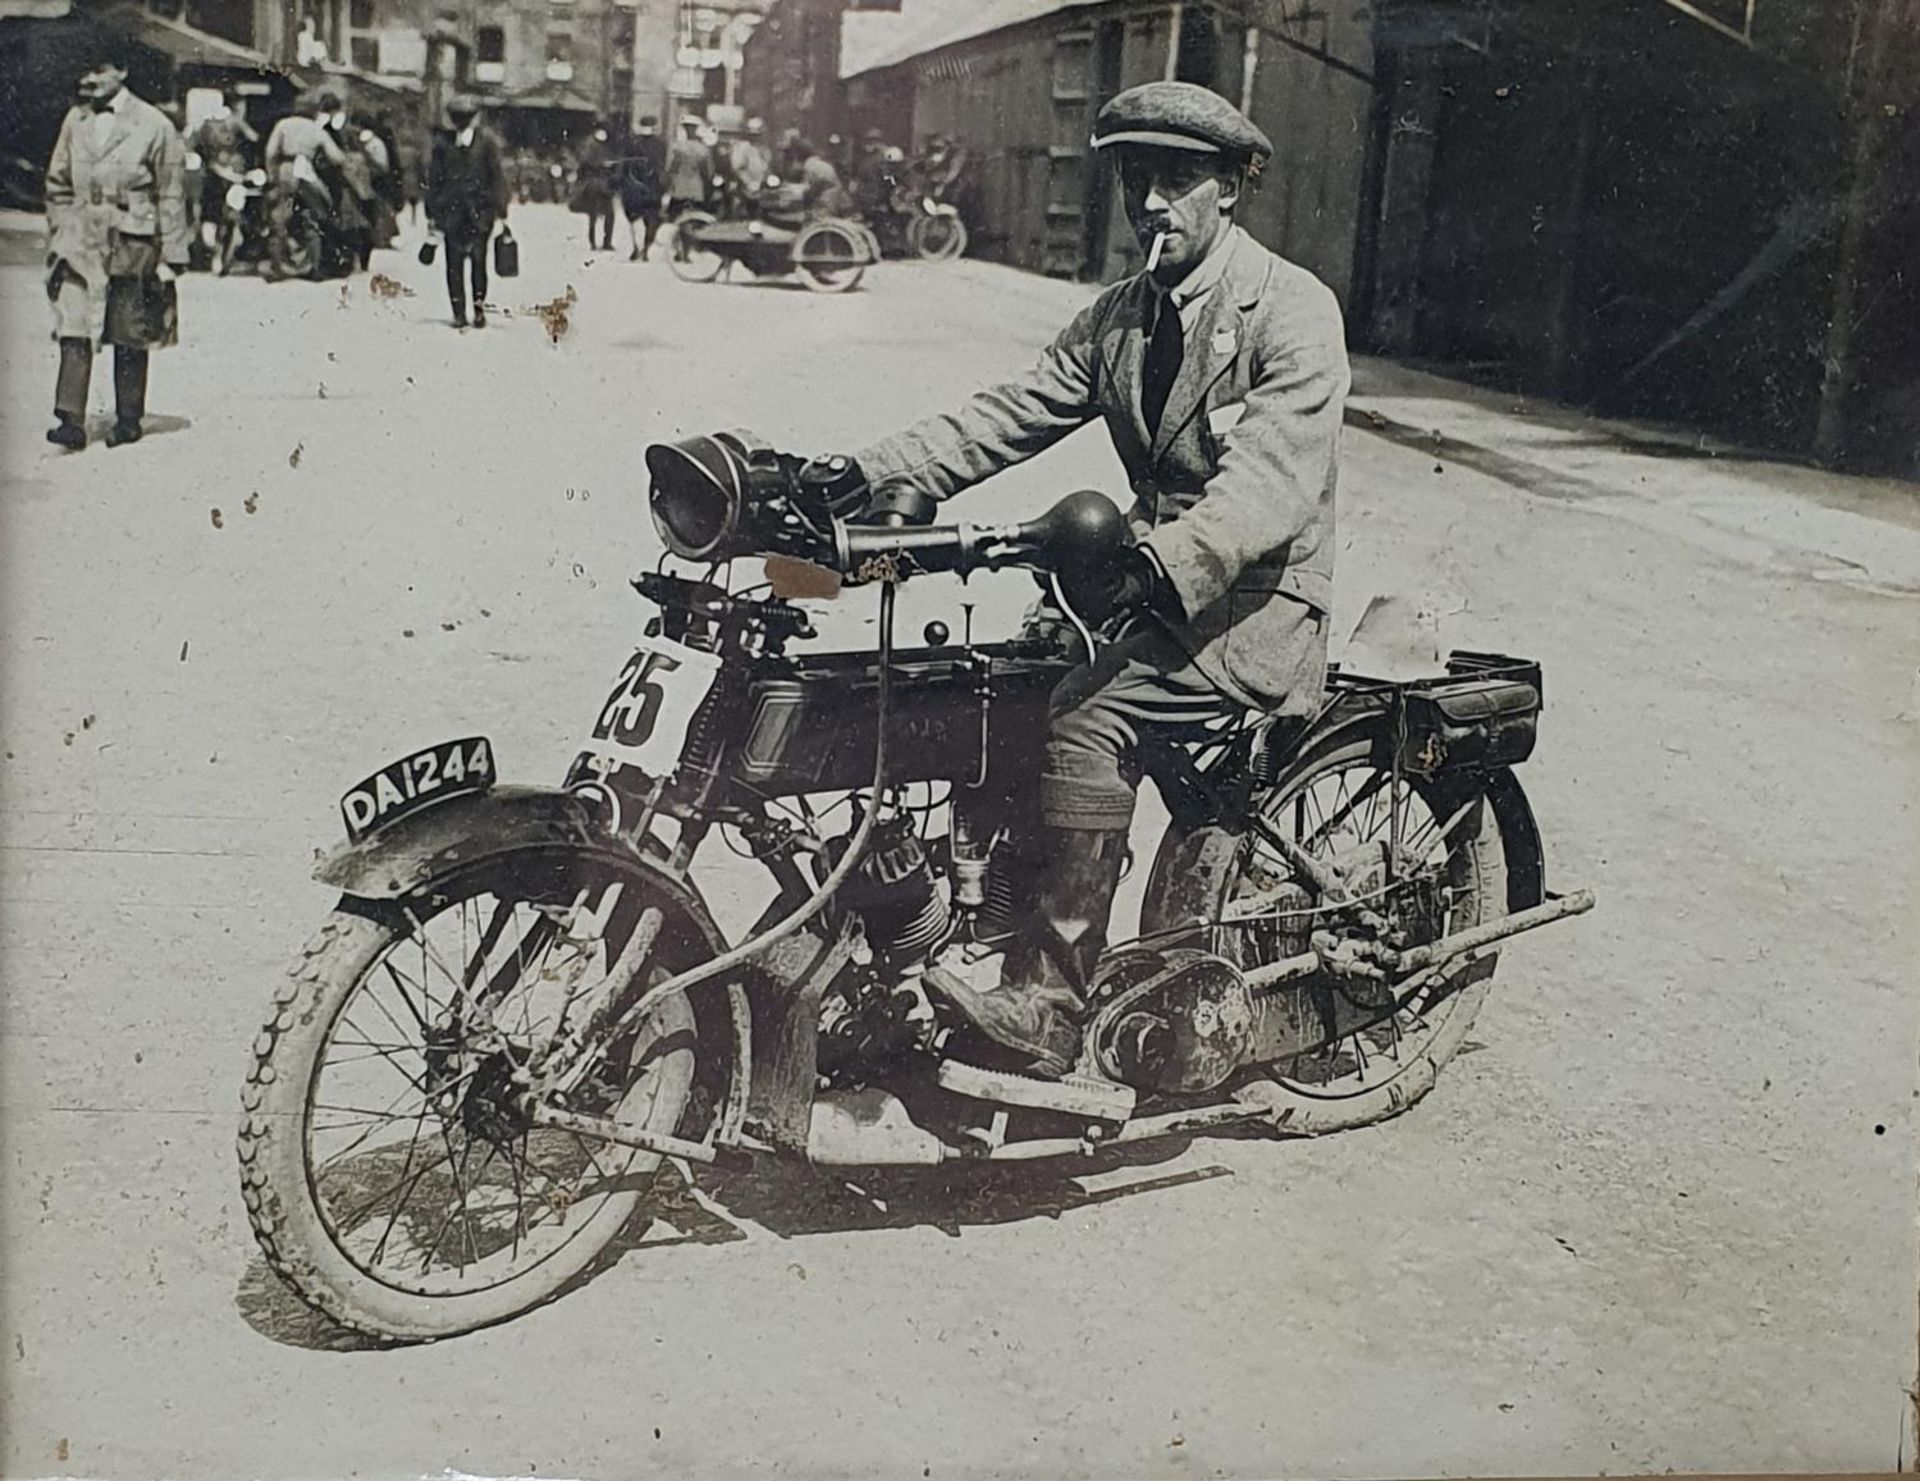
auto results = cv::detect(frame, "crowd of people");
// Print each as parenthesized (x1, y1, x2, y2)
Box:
(37, 31, 984, 450)
(527, 113, 978, 259)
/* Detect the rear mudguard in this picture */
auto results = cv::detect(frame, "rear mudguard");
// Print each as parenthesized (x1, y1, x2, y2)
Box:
(313, 784, 752, 1143)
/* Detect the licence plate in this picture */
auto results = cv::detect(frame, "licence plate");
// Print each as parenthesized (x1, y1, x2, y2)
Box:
(340, 735, 495, 843)
(577, 636, 722, 778)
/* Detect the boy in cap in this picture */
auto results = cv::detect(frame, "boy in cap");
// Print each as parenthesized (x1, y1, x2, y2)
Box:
(824, 82, 1351, 1077)
(43, 37, 190, 449)
(424, 94, 509, 327)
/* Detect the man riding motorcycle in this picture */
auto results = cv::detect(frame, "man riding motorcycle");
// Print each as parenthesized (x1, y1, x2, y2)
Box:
(810, 83, 1350, 1078)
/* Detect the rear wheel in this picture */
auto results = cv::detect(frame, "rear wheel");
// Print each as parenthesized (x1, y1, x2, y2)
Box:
(793, 219, 868, 293)
(1149, 724, 1507, 1134)
(667, 211, 724, 282)
(239, 851, 722, 1342)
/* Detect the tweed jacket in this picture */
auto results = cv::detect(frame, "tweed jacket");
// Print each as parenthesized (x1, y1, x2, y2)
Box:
(44, 92, 189, 340)
(855, 227, 1350, 710)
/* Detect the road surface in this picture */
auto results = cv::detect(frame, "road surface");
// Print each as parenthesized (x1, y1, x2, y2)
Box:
(0, 205, 1914, 1478)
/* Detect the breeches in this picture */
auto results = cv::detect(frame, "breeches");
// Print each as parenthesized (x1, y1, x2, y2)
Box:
(1040, 627, 1241, 832)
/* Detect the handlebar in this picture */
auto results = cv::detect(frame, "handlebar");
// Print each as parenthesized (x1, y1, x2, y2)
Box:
(831, 489, 1129, 583)
(644, 431, 1129, 582)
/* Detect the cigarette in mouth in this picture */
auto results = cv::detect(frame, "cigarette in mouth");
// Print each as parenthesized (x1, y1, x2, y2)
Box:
(1146, 231, 1167, 274)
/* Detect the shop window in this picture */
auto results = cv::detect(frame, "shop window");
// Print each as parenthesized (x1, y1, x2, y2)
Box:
(349, 34, 378, 69)
(349, 0, 373, 29)
(475, 24, 506, 81)
(1173, 6, 1218, 86)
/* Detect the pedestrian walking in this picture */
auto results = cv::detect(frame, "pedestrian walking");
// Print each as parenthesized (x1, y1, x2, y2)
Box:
(424, 94, 508, 329)
(618, 116, 665, 260)
(42, 38, 189, 450)
(662, 115, 713, 223)
(572, 124, 615, 251)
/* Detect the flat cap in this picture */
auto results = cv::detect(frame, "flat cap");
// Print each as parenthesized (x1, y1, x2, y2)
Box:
(446, 92, 481, 116)
(1092, 81, 1272, 160)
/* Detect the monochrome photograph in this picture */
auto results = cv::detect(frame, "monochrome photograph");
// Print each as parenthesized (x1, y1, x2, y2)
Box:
(0, 0, 1913, 1475)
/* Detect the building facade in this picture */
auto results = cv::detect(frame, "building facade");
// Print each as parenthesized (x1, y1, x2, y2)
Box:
(830, 0, 1919, 473)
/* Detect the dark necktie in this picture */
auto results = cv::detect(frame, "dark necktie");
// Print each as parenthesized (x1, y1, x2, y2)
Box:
(1141, 295, 1185, 439)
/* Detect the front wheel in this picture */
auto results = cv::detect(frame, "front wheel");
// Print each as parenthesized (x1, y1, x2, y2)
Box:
(667, 211, 724, 282)
(238, 850, 722, 1342)
(907, 210, 967, 262)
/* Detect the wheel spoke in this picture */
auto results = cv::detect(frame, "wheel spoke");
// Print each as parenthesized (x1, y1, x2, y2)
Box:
(330, 1139, 455, 1237)
(369, 1101, 436, 1266)
(1301, 770, 1390, 854)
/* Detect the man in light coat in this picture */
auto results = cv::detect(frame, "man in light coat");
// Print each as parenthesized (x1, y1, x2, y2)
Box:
(834, 82, 1350, 1076)
(662, 116, 713, 221)
(44, 40, 190, 449)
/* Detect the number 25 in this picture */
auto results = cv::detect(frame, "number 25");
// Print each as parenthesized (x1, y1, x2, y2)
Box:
(597, 651, 680, 747)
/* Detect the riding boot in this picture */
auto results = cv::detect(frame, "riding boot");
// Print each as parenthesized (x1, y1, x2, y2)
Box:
(106, 347, 147, 445)
(49, 337, 92, 447)
(925, 826, 1129, 1077)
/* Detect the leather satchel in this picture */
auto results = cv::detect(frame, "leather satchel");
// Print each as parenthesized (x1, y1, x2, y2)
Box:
(492, 228, 519, 278)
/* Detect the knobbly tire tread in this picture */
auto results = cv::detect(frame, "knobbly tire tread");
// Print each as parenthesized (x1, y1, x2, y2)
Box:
(238, 876, 706, 1344)
(238, 912, 393, 1340)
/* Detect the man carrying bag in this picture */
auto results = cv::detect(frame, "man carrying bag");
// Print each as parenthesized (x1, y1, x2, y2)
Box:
(424, 94, 508, 329)
(43, 37, 190, 450)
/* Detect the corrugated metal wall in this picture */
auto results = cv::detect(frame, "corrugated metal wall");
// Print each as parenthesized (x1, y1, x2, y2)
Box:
(867, 0, 1375, 288)
(910, 25, 1058, 269)
(1235, 0, 1374, 304)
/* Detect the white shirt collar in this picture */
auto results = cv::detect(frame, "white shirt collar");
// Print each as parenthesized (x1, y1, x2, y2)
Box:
(1160, 223, 1242, 313)
(457, 123, 476, 147)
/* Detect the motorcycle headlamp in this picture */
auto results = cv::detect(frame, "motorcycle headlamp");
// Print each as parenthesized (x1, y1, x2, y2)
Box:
(645, 430, 834, 565)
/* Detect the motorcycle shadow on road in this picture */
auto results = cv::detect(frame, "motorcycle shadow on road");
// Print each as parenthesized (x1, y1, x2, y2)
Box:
(232, 1134, 1244, 1352)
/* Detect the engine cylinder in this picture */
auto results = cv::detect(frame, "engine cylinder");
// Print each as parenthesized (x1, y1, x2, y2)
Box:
(851, 816, 951, 962)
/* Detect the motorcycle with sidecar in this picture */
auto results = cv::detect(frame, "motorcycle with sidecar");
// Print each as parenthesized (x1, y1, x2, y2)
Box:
(668, 176, 877, 294)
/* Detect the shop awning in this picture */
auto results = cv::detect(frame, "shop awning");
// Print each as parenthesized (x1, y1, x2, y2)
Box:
(291, 63, 425, 103)
(95, 2, 274, 70)
(496, 80, 599, 113)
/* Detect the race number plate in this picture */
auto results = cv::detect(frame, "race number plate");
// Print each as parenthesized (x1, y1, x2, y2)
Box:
(339, 736, 495, 843)
(578, 636, 722, 778)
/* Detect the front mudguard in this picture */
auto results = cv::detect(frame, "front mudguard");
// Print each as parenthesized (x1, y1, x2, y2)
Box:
(312, 784, 753, 1144)
(316, 784, 619, 899)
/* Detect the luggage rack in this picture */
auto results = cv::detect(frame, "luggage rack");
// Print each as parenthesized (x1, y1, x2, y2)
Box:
(1327, 649, 1544, 705)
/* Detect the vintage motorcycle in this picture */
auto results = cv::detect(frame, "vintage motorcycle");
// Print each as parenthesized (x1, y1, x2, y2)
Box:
(864, 187, 969, 262)
(668, 177, 877, 294)
(239, 432, 1592, 1342)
